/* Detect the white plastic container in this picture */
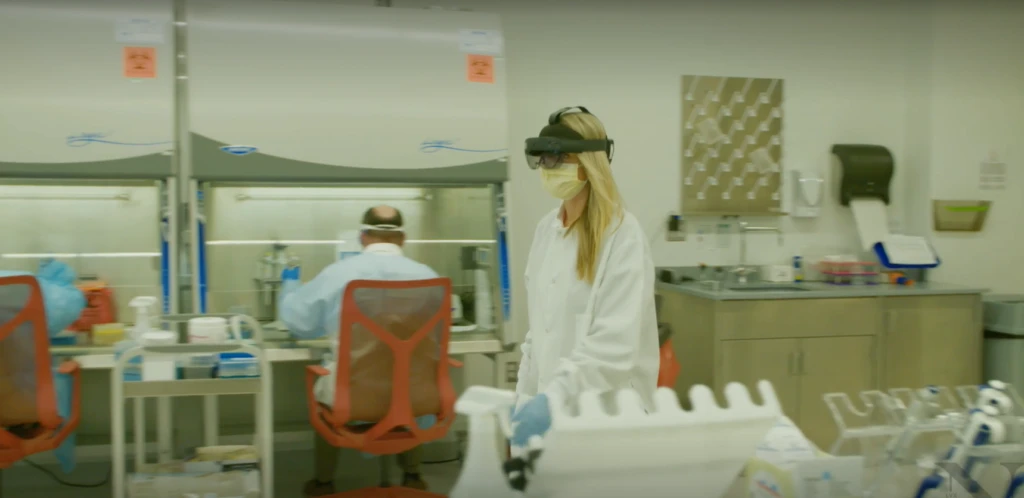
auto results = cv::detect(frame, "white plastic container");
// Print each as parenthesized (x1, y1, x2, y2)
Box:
(188, 317, 242, 344)
(140, 330, 177, 381)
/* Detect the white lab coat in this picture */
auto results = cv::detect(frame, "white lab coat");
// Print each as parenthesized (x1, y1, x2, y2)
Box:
(280, 243, 439, 405)
(516, 208, 659, 411)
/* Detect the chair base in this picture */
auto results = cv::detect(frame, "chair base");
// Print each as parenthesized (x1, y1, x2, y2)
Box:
(325, 487, 446, 498)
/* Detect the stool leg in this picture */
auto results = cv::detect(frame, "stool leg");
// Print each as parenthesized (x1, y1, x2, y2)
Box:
(379, 455, 392, 488)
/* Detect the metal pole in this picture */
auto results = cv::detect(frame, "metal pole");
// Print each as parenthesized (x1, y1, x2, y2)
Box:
(173, 0, 191, 203)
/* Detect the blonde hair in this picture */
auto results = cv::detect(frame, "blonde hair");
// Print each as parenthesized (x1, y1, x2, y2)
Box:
(559, 112, 624, 284)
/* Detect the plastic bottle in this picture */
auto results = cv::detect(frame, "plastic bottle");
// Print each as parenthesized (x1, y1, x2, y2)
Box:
(114, 296, 176, 381)
(793, 256, 804, 283)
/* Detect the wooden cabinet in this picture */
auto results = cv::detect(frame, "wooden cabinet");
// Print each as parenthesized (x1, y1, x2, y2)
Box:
(658, 289, 982, 451)
(797, 336, 877, 448)
(883, 296, 983, 389)
(718, 339, 801, 416)
(715, 336, 877, 449)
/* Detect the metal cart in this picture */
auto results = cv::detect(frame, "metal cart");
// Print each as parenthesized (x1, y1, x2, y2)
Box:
(110, 314, 274, 498)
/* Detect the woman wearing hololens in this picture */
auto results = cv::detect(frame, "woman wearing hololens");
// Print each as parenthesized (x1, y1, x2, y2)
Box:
(511, 106, 659, 447)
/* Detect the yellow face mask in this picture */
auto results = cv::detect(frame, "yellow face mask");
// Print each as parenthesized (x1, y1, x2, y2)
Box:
(540, 165, 587, 200)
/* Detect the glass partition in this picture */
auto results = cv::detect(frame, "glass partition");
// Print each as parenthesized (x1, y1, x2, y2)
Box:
(202, 184, 499, 330)
(0, 181, 167, 324)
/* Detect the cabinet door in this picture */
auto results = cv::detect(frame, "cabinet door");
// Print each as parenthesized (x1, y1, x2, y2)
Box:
(718, 339, 800, 420)
(797, 336, 877, 451)
(884, 296, 982, 389)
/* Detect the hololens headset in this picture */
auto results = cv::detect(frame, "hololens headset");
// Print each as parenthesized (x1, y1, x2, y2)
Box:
(524, 106, 615, 169)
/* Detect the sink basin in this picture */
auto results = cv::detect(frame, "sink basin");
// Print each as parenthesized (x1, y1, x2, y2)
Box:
(728, 285, 809, 292)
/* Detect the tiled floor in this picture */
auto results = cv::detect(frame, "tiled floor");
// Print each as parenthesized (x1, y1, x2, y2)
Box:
(0, 448, 463, 497)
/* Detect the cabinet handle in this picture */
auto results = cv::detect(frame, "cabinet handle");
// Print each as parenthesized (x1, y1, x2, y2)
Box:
(797, 351, 805, 376)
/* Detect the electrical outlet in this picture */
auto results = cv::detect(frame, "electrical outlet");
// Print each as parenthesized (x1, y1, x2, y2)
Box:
(666, 213, 686, 242)
(505, 361, 518, 384)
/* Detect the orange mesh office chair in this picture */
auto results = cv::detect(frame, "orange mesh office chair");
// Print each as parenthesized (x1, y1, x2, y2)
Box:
(306, 278, 460, 498)
(655, 295, 680, 388)
(657, 324, 681, 388)
(0, 276, 82, 495)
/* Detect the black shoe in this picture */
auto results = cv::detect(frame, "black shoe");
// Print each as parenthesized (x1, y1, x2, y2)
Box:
(402, 473, 428, 490)
(303, 479, 335, 497)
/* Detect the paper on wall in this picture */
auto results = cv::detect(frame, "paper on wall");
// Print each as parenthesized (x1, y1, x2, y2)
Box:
(458, 29, 503, 56)
(116, 18, 166, 45)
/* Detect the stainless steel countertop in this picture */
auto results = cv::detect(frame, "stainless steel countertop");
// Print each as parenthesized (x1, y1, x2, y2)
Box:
(51, 331, 506, 370)
(656, 280, 988, 301)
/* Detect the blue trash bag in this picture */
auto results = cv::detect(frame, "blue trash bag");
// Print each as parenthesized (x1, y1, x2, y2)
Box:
(52, 366, 76, 473)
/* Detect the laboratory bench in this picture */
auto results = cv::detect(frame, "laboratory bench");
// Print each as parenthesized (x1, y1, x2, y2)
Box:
(656, 280, 987, 450)
(45, 330, 506, 454)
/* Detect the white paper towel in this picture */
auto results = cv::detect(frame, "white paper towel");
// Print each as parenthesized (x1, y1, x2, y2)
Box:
(849, 198, 889, 251)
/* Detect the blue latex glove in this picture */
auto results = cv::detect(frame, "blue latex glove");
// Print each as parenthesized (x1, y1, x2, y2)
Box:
(277, 266, 301, 315)
(52, 365, 76, 473)
(281, 266, 301, 282)
(510, 394, 551, 447)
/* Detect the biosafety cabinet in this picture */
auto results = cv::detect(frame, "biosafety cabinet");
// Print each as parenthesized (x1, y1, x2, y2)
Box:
(181, 1, 513, 347)
(0, 0, 180, 319)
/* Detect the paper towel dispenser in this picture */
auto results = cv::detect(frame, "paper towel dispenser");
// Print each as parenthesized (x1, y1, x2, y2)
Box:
(831, 144, 894, 206)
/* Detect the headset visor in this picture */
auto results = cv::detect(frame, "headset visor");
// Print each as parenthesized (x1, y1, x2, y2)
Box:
(524, 137, 611, 170)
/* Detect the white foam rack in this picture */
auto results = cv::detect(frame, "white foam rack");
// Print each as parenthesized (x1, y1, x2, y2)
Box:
(451, 380, 783, 498)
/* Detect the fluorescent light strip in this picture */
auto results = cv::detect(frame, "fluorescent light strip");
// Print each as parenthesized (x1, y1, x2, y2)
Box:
(234, 190, 427, 202)
(406, 240, 495, 245)
(206, 239, 495, 246)
(1, 252, 160, 259)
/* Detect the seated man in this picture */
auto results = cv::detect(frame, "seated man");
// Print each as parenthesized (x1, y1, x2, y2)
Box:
(0, 260, 85, 427)
(281, 205, 440, 497)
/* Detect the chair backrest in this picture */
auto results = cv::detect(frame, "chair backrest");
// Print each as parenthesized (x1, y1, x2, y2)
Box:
(330, 278, 455, 444)
(0, 275, 59, 430)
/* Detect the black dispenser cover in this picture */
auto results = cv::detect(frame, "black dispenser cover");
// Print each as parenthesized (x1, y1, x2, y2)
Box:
(832, 144, 894, 206)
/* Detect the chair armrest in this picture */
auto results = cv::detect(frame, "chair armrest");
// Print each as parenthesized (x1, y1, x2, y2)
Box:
(447, 358, 463, 368)
(306, 365, 330, 377)
(57, 360, 80, 375)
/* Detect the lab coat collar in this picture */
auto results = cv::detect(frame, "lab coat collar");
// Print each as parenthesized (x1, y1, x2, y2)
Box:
(363, 243, 404, 256)
(551, 207, 571, 235)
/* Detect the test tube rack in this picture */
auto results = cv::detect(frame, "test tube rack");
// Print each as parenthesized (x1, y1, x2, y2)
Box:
(825, 382, 1024, 497)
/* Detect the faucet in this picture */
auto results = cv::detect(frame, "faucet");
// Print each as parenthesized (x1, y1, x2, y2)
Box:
(733, 221, 783, 284)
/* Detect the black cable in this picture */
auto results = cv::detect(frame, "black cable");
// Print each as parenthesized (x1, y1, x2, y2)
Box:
(22, 459, 111, 488)
(422, 451, 462, 465)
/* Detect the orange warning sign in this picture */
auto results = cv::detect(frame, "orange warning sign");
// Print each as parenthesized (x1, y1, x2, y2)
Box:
(466, 54, 494, 84)
(123, 46, 156, 79)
